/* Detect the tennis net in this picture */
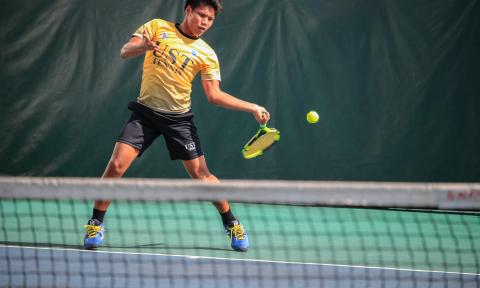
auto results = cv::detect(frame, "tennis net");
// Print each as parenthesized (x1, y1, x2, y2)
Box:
(1, 177, 479, 288)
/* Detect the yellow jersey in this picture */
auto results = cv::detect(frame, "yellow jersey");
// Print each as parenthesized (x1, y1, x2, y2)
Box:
(132, 19, 221, 113)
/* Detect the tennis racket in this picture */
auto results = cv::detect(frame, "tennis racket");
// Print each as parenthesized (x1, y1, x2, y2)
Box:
(242, 124, 280, 159)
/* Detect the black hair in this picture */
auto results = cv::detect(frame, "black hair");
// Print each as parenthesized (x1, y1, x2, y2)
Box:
(184, 0, 223, 15)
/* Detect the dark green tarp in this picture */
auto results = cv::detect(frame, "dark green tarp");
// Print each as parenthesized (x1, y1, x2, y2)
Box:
(1, 0, 479, 181)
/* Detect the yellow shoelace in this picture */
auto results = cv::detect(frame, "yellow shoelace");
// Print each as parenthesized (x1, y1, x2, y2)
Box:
(230, 224, 246, 240)
(84, 225, 102, 239)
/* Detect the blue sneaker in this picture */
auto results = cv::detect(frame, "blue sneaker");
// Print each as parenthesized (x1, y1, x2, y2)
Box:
(83, 219, 104, 249)
(224, 221, 249, 252)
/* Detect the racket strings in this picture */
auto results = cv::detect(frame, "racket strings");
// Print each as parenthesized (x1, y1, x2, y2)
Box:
(243, 131, 279, 158)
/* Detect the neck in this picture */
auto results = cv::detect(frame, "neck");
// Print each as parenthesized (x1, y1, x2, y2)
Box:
(178, 22, 198, 39)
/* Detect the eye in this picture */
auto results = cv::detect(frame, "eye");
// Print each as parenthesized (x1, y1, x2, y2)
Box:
(197, 11, 214, 21)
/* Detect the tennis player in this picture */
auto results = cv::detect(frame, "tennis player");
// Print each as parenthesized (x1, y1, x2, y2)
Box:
(83, 0, 270, 252)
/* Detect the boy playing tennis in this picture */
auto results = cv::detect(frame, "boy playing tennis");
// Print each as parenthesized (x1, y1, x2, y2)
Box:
(83, 0, 270, 252)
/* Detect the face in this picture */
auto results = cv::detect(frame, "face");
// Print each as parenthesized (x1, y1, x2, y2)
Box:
(184, 4, 216, 37)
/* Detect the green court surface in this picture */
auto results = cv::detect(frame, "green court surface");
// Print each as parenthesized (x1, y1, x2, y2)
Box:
(1, 199, 479, 275)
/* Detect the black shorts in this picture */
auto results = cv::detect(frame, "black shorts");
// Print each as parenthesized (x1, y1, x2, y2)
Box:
(117, 101, 204, 160)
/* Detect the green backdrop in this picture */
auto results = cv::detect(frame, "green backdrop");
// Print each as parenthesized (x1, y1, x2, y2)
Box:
(1, 0, 479, 181)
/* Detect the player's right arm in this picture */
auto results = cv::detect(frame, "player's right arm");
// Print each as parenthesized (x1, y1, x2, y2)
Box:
(120, 28, 159, 59)
(202, 79, 270, 125)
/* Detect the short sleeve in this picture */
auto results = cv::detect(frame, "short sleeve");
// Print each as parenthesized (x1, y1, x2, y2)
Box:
(201, 52, 221, 81)
(132, 19, 157, 40)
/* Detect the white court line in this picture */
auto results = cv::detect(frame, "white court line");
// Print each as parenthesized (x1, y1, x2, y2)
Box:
(1, 244, 479, 277)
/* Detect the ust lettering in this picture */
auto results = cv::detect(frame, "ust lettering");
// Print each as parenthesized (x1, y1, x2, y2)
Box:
(153, 41, 193, 74)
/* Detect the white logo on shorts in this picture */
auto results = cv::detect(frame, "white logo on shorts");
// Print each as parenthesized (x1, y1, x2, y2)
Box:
(185, 142, 196, 151)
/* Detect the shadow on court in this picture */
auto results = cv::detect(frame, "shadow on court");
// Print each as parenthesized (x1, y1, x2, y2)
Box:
(0, 241, 83, 250)
(124, 243, 232, 252)
(0, 241, 231, 252)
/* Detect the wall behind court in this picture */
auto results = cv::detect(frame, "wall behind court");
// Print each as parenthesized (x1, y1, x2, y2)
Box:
(1, 0, 479, 181)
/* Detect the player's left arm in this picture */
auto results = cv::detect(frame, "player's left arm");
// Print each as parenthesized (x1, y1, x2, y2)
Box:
(202, 79, 270, 124)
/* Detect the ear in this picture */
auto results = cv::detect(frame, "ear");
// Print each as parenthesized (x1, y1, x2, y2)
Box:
(185, 5, 192, 16)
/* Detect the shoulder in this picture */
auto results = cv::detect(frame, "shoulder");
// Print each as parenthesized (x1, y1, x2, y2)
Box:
(195, 39, 218, 60)
(145, 18, 176, 30)
(197, 39, 214, 51)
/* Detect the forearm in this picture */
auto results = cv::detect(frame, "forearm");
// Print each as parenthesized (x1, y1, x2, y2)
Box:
(202, 79, 270, 124)
(120, 42, 146, 59)
(209, 90, 257, 113)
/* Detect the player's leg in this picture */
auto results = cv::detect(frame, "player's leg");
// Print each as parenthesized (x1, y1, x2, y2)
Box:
(160, 108, 248, 252)
(182, 156, 249, 252)
(84, 142, 140, 250)
(84, 104, 158, 250)
(95, 142, 140, 210)
(182, 155, 227, 210)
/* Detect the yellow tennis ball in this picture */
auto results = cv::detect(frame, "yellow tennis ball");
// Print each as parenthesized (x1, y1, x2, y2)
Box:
(306, 111, 319, 124)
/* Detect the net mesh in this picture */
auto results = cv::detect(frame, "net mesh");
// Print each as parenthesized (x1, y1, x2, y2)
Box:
(1, 177, 479, 288)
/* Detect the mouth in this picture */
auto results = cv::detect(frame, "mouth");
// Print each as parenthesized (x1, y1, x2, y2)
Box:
(198, 26, 206, 31)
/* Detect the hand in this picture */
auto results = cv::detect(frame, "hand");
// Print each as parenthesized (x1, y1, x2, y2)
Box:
(141, 26, 159, 52)
(252, 104, 270, 125)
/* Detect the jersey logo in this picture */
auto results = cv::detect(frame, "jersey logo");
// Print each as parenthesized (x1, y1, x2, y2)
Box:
(160, 32, 169, 39)
(191, 49, 198, 57)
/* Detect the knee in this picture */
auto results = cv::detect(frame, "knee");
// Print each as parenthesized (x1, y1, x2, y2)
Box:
(189, 168, 212, 180)
(183, 157, 219, 183)
(106, 158, 128, 177)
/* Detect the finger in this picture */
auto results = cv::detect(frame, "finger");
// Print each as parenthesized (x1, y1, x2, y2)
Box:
(255, 114, 263, 123)
(261, 111, 269, 119)
(259, 114, 268, 124)
(142, 26, 150, 40)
